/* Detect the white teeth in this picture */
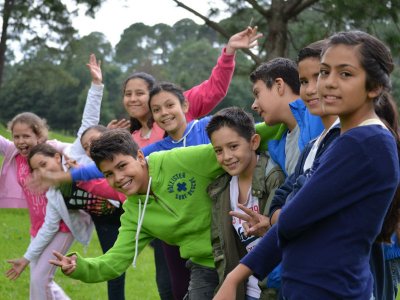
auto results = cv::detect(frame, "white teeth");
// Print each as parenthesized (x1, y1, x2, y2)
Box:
(120, 179, 132, 189)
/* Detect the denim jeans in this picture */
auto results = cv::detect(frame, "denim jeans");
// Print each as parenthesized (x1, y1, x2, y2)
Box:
(93, 211, 125, 300)
(184, 260, 219, 300)
(151, 239, 174, 300)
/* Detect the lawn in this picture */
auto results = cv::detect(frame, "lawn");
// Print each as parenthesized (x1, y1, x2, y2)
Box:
(0, 125, 159, 299)
(0, 209, 158, 300)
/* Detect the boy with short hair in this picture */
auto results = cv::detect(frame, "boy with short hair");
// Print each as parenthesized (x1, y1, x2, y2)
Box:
(250, 57, 324, 175)
(50, 128, 225, 299)
(206, 107, 285, 299)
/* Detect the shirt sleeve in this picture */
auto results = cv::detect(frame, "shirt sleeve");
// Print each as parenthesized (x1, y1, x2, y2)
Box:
(69, 199, 152, 282)
(255, 122, 287, 152)
(77, 179, 126, 202)
(277, 134, 376, 243)
(240, 225, 282, 280)
(184, 48, 235, 119)
(70, 163, 104, 182)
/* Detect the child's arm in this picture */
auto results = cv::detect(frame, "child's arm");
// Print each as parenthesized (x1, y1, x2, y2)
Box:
(49, 199, 152, 282)
(77, 179, 126, 203)
(277, 134, 388, 243)
(185, 27, 262, 119)
(0, 134, 13, 156)
(66, 54, 104, 164)
(255, 122, 286, 152)
(213, 264, 253, 300)
(6, 193, 61, 279)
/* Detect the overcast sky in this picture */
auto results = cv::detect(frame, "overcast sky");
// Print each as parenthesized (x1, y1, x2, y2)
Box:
(68, 0, 228, 46)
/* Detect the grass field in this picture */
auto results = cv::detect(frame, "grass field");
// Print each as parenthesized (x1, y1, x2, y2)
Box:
(0, 209, 159, 300)
(0, 125, 159, 299)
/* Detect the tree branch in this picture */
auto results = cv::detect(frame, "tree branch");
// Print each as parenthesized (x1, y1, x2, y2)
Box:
(244, 0, 272, 18)
(172, 0, 262, 64)
(284, 0, 319, 17)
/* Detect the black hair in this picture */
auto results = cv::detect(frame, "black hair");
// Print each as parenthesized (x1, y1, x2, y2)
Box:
(27, 143, 60, 171)
(297, 40, 327, 63)
(325, 30, 399, 243)
(122, 72, 156, 133)
(90, 129, 140, 168)
(80, 125, 108, 142)
(206, 107, 255, 142)
(148, 82, 186, 111)
(249, 57, 300, 95)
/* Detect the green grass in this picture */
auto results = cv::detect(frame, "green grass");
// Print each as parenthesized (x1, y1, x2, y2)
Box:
(0, 209, 158, 299)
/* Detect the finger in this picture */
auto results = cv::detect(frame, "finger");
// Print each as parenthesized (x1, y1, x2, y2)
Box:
(98, 60, 101, 68)
(5, 268, 15, 277)
(237, 203, 257, 216)
(52, 250, 64, 260)
(49, 259, 64, 267)
(6, 259, 16, 264)
(243, 222, 251, 236)
(229, 210, 251, 222)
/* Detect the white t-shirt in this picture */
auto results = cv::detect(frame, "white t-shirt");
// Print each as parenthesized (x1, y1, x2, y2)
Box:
(230, 175, 261, 298)
(285, 125, 301, 175)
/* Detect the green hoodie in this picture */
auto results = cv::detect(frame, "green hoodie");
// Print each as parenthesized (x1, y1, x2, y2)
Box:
(69, 144, 224, 283)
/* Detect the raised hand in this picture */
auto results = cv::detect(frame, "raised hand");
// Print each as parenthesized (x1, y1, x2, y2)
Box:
(49, 250, 77, 275)
(6, 257, 29, 280)
(86, 53, 102, 85)
(225, 26, 263, 55)
(107, 119, 131, 130)
(229, 203, 270, 237)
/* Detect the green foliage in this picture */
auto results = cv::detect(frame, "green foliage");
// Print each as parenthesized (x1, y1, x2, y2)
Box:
(0, 209, 158, 300)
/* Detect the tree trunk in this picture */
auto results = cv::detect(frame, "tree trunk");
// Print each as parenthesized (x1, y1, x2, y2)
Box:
(0, 0, 15, 88)
(265, 0, 288, 60)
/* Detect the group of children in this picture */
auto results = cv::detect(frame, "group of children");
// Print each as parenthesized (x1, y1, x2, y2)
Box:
(1, 26, 400, 300)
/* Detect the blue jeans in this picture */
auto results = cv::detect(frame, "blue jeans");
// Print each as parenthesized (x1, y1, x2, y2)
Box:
(93, 211, 125, 300)
(184, 260, 219, 300)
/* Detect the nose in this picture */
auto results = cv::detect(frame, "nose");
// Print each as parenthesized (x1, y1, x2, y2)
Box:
(306, 82, 317, 96)
(251, 99, 259, 111)
(323, 72, 337, 89)
(222, 149, 233, 162)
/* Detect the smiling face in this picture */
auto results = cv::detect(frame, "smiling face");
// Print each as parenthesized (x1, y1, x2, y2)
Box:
(251, 80, 282, 126)
(29, 153, 63, 173)
(150, 91, 188, 140)
(99, 152, 149, 196)
(298, 57, 324, 116)
(317, 44, 379, 130)
(123, 78, 151, 122)
(12, 122, 41, 157)
(210, 126, 259, 177)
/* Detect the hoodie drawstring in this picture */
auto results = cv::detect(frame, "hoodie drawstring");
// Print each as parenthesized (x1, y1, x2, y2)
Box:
(132, 176, 152, 268)
(172, 119, 198, 148)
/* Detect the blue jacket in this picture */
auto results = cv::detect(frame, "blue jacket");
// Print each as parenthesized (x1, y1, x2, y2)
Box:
(267, 99, 324, 175)
(142, 117, 211, 156)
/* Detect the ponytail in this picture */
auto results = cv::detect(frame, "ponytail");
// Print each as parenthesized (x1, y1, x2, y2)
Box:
(375, 92, 400, 243)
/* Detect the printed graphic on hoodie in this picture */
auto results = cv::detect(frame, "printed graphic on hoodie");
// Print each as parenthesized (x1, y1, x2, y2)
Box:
(167, 172, 196, 200)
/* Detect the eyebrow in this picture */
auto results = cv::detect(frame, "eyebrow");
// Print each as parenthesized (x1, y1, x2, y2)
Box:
(320, 62, 357, 69)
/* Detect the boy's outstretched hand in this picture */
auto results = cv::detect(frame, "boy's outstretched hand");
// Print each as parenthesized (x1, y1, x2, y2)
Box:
(5, 257, 29, 280)
(49, 250, 77, 276)
(86, 53, 102, 85)
(229, 203, 270, 237)
(225, 26, 263, 55)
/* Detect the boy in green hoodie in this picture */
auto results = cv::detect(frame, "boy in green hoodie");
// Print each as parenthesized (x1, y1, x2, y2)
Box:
(50, 128, 225, 299)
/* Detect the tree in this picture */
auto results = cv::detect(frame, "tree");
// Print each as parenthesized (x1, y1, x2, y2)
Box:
(0, 0, 105, 87)
(172, 0, 400, 62)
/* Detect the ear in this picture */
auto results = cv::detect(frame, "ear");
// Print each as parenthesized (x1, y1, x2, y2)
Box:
(275, 78, 285, 96)
(54, 153, 62, 165)
(250, 134, 261, 151)
(136, 150, 146, 166)
(182, 99, 189, 114)
(368, 86, 383, 100)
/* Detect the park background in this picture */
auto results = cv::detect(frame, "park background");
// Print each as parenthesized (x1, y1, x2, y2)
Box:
(1, 0, 400, 299)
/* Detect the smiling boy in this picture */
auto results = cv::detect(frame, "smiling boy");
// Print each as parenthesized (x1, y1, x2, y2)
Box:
(49, 128, 226, 299)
